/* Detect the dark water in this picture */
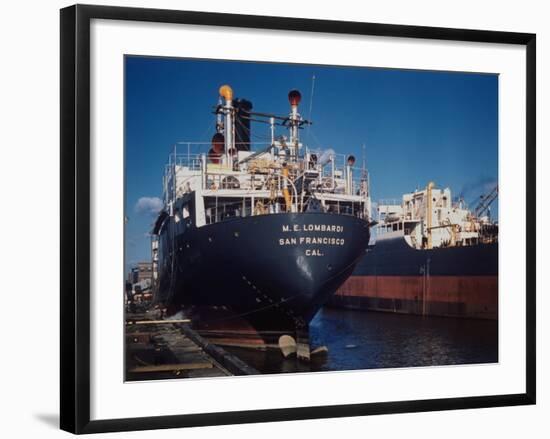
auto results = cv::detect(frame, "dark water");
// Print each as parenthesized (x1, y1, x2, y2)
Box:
(225, 307, 498, 374)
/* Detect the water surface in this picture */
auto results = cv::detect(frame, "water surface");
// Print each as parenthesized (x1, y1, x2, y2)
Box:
(226, 307, 498, 374)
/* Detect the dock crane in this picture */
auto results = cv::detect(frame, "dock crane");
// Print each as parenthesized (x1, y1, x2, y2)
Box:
(474, 185, 498, 218)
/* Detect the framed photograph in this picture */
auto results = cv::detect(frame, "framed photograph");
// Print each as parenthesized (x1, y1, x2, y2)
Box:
(60, 4, 536, 434)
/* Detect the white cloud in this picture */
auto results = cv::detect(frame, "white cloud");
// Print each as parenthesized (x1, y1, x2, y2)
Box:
(134, 196, 163, 216)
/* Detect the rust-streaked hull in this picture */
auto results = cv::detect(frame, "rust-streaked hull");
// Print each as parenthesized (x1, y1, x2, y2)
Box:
(333, 275, 497, 319)
(331, 237, 498, 319)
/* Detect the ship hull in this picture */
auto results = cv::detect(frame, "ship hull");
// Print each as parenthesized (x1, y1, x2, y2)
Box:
(331, 237, 498, 319)
(156, 212, 370, 332)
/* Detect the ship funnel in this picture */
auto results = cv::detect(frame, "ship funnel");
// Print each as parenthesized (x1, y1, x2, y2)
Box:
(234, 98, 253, 151)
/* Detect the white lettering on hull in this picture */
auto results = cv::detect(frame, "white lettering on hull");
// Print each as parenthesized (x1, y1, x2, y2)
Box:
(279, 237, 345, 246)
(278, 223, 346, 256)
(281, 224, 344, 234)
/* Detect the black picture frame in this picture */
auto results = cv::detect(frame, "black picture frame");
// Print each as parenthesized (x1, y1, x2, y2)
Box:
(60, 4, 536, 434)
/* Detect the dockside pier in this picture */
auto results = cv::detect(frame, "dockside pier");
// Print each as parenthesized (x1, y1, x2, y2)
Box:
(125, 309, 258, 381)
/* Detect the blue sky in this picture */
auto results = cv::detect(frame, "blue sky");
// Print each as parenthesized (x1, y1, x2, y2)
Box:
(125, 56, 498, 273)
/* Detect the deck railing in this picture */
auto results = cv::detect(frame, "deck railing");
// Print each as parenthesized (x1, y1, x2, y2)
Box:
(203, 196, 368, 226)
(163, 142, 370, 209)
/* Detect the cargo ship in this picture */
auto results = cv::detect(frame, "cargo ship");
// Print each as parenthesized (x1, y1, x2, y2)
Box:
(151, 85, 373, 357)
(332, 183, 498, 319)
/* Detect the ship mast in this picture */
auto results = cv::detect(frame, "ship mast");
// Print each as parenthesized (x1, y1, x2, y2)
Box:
(219, 84, 235, 167)
(287, 89, 302, 161)
(426, 181, 435, 249)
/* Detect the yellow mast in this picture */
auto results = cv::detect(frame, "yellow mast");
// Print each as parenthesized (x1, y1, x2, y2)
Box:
(426, 181, 435, 249)
(282, 164, 292, 212)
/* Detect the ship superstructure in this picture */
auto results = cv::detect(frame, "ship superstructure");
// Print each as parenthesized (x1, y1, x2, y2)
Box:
(152, 85, 373, 358)
(333, 182, 498, 319)
(376, 183, 498, 249)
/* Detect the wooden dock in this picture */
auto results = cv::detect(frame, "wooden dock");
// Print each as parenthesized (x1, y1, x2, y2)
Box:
(125, 309, 258, 380)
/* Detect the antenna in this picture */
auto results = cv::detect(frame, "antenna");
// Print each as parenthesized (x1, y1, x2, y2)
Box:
(362, 143, 366, 178)
(307, 74, 315, 143)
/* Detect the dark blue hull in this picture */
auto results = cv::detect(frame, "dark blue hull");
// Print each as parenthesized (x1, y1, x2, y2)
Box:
(353, 237, 498, 276)
(156, 212, 370, 331)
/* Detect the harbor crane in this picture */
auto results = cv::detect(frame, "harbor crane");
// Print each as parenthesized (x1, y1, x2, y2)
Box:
(474, 185, 498, 218)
